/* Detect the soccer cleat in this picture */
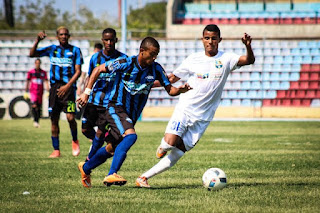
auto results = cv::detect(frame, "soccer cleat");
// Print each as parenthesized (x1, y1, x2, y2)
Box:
(78, 162, 91, 188)
(49, 150, 60, 158)
(136, 176, 151, 188)
(33, 122, 40, 128)
(72, 140, 80, 156)
(156, 145, 167, 159)
(103, 173, 127, 186)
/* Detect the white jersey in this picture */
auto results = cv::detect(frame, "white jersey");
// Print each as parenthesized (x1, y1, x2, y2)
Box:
(173, 51, 240, 121)
(82, 55, 92, 75)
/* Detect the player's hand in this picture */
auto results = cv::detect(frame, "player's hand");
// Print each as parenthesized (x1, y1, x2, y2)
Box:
(241, 33, 252, 46)
(179, 83, 192, 94)
(76, 93, 89, 107)
(23, 92, 30, 100)
(37, 30, 47, 41)
(57, 84, 70, 98)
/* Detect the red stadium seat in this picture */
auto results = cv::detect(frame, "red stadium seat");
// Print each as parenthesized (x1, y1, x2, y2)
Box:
(309, 81, 319, 89)
(305, 90, 316, 98)
(296, 90, 305, 98)
(301, 64, 311, 72)
(300, 72, 309, 80)
(277, 90, 286, 98)
(263, 99, 272, 106)
(292, 99, 301, 106)
(310, 64, 320, 72)
(310, 73, 319, 80)
(290, 81, 299, 89)
(282, 99, 292, 106)
(301, 99, 311, 106)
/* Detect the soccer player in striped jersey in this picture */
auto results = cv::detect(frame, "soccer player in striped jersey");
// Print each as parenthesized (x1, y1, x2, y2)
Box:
(30, 26, 83, 158)
(136, 24, 255, 188)
(77, 37, 192, 188)
(24, 58, 49, 128)
(80, 28, 127, 162)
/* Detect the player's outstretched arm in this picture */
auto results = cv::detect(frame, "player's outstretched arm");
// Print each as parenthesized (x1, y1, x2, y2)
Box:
(164, 83, 192, 96)
(76, 63, 106, 107)
(237, 33, 255, 66)
(29, 31, 47, 57)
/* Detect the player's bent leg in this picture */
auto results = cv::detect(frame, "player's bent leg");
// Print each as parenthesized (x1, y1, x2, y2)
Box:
(87, 128, 105, 160)
(156, 134, 183, 159)
(138, 147, 185, 187)
(67, 113, 80, 156)
(135, 176, 150, 188)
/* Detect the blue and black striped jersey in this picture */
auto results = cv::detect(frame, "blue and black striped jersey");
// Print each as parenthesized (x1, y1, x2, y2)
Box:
(36, 44, 83, 88)
(88, 50, 127, 107)
(105, 55, 171, 123)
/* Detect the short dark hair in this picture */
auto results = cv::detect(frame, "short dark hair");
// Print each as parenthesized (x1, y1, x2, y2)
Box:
(35, 58, 41, 63)
(94, 43, 103, 50)
(203, 24, 221, 37)
(140, 37, 160, 50)
(102, 28, 116, 37)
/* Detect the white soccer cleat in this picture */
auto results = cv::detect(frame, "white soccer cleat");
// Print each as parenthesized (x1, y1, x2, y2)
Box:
(136, 176, 151, 188)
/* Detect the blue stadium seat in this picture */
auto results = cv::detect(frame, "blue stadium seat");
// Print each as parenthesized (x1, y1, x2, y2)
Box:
(264, 90, 277, 98)
(291, 64, 301, 72)
(262, 81, 271, 90)
(291, 48, 301, 55)
(270, 73, 280, 80)
(238, 90, 247, 98)
(310, 48, 320, 56)
(292, 56, 303, 64)
(312, 56, 320, 64)
(280, 73, 289, 81)
(251, 81, 261, 89)
(241, 99, 251, 106)
(232, 99, 241, 106)
(302, 56, 312, 64)
(261, 73, 270, 81)
(253, 100, 262, 107)
(270, 81, 280, 90)
(274, 56, 283, 64)
(211, 3, 236, 12)
(241, 81, 251, 89)
(283, 55, 293, 64)
(232, 81, 241, 89)
(238, 2, 264, 12)
(0, 56, 8, 63)
(250, 72, 261, 80)
(282, 64, 292, 72)
(220, 99, 232, 106)
(266, 3, 291, 12)
(228, 90, 238, 98)
(300, 48, 310, 56)
(289, 72, 300, 81)
(248, 90, 257, 98)
(280, 81, 290, 90)
(273, 64, 282, 72)
(263, 64, 272, 72)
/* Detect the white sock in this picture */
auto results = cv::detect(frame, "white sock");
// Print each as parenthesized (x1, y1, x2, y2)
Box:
(160, 138, 173, 151)
(142, 147, 184, 179)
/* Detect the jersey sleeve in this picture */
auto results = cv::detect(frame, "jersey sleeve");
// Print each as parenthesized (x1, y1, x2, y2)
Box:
(43, 70, 48, 80)
(172, 55, 191, 79)
(228, 52, 241, 72)
(36, 45, 53, 57)
(155, 63, 171, 87)
(87, 55, 95, 76)
(74, 47, 83, 65)
(105, 57, 128, 74)
(26, 70, 32, 80)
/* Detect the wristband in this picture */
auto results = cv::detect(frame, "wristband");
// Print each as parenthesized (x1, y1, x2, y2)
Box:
(84, 88, 92, 95)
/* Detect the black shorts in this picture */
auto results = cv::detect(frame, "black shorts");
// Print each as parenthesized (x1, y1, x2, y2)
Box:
(106, 104, 134, 142)
(49, 82, 76, 116)
(81, 103, 109, 132)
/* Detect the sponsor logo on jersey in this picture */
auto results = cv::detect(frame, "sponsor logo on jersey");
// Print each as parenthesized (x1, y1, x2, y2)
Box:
(50, 57, 73, 67)
(145, 75, 154, 81)
(122, 80, 152, 95)
(197, 73, 209, 79)
(66, 52, 73, 56)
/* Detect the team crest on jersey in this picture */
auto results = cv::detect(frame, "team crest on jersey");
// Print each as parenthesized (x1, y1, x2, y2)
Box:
(108, 60, 121, 73)
(215, 60, 223, 69)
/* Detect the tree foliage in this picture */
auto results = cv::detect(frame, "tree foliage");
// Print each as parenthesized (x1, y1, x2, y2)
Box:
(127, 2, 166, 37)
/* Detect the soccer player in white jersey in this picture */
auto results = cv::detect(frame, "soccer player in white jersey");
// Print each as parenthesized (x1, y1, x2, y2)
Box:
(136, 24, 255, 188)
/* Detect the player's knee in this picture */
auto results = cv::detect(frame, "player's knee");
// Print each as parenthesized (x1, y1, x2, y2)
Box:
(105, 143, 115, 155)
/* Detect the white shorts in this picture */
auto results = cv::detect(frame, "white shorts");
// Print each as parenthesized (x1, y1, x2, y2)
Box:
(165, 109, 210, 151)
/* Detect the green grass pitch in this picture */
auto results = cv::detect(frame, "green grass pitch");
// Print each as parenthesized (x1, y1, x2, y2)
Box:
(0, 119, 319, 212)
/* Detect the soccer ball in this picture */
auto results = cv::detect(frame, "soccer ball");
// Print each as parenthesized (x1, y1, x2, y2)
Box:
(202, 168, 227, 191)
